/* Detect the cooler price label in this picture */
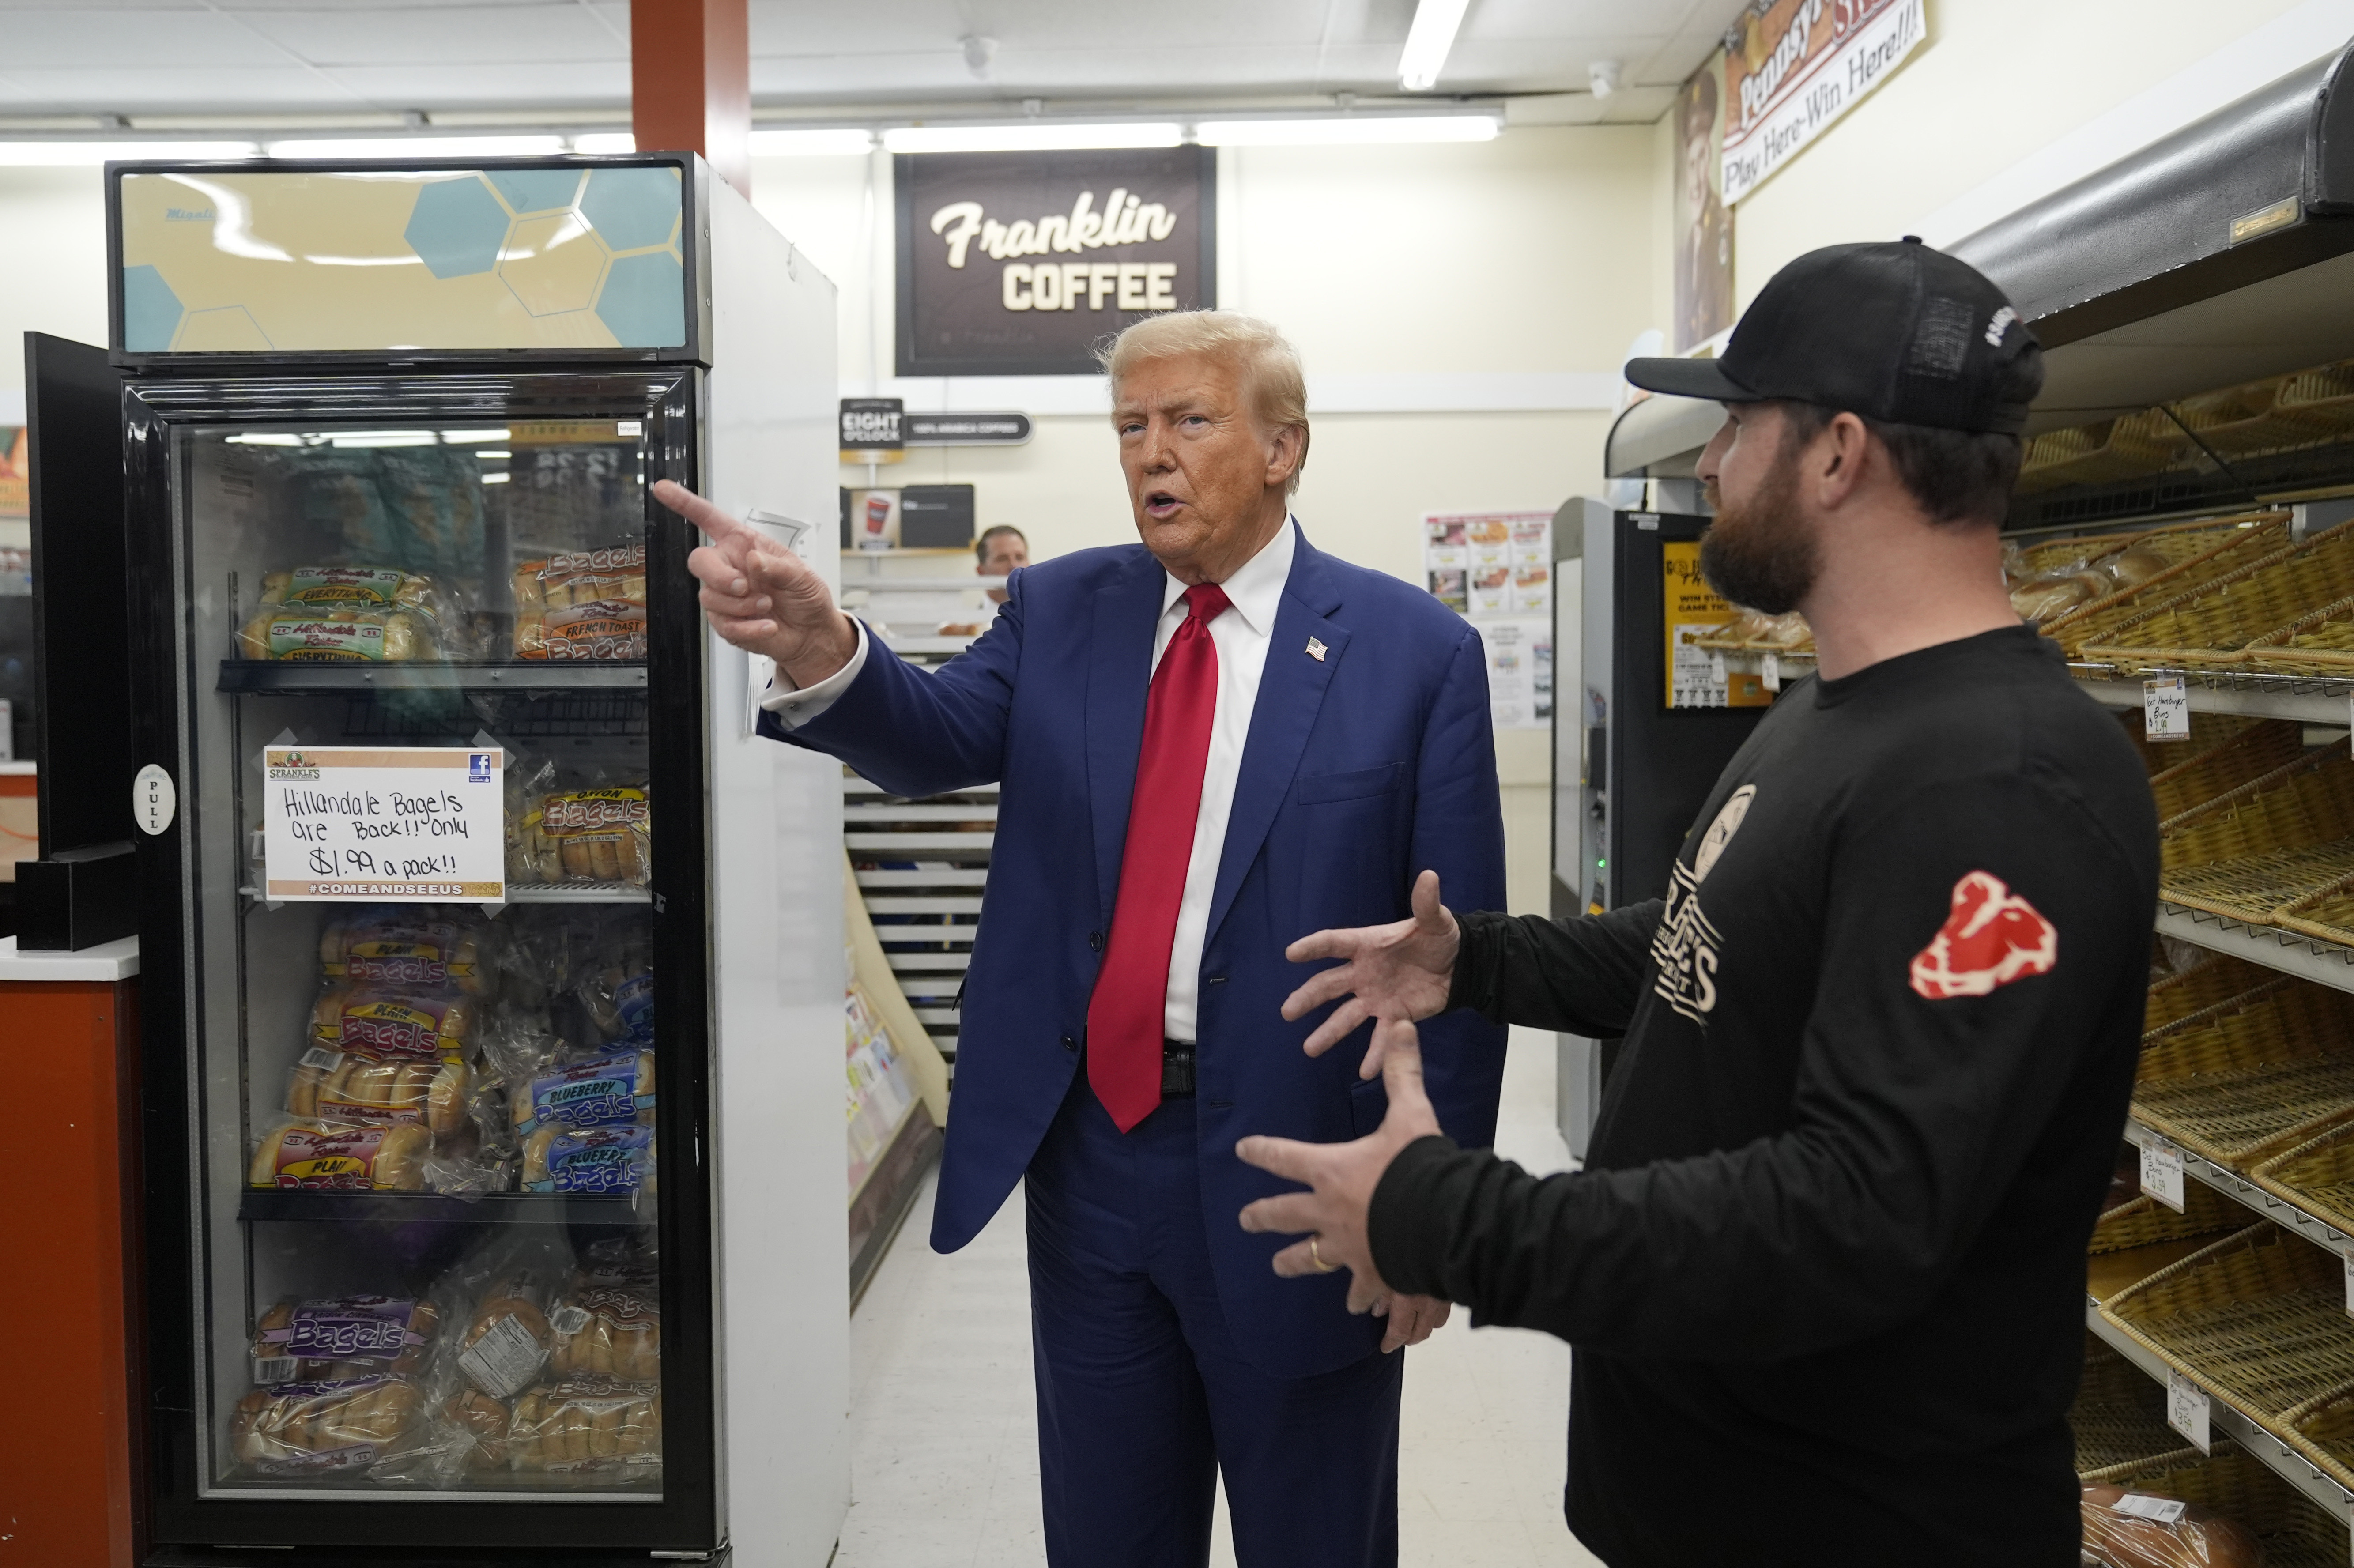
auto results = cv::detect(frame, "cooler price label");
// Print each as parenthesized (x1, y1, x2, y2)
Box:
(2140, 1142, 2186, 1213)
(2166, 1368, 2211, 1454)
(262, 747, 504, 904)
(2143, 677, 2190, 741)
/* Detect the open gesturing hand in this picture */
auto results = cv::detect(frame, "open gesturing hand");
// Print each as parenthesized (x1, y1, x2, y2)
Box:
(1282, 869, 1461, 1078)
(1237, 1022, 1447, 1346)
(651, 479, 859, 686)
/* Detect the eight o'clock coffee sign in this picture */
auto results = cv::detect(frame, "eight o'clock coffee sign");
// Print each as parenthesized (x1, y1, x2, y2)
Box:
(895, 147, 1216, 376)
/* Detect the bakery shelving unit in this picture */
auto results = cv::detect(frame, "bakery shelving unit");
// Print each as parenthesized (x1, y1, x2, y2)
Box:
(1933, 37, 2354, 1542)
(837, 548, 1007, 1076)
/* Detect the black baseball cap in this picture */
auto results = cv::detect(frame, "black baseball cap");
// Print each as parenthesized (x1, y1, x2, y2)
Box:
(1626, 238, 2041, 435)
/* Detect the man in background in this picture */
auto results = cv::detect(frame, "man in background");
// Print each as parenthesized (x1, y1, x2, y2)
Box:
(1237, 241, 2158, 1568)
(656, 309, 1507, 1568)
(977, 523, 1028, 605)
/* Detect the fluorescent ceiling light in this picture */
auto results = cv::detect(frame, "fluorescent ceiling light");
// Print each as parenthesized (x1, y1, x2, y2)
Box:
(1398, 0, 1473, 91)
(265, 135, 566, 160)
(749, 128, 876, 157)
(480, 472, 511, 484)
(1197, 116, 1499, 147)
(440, 429, 509, 443)
(0, 140, 257, 166)
(224, 433, 306, 446)
(571, 132, 636, 155)
(883, 122, 1182, 154)
(328, 431, 438, 448)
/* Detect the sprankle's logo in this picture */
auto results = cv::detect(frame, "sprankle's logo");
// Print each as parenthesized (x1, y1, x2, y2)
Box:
(1908, 871, 2057, 999)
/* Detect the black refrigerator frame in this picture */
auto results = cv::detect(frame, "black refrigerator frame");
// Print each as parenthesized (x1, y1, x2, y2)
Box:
(123, 366, 721, 1561)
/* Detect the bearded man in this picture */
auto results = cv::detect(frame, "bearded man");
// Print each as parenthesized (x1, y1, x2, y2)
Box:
(1232, 240, 2161, 1568)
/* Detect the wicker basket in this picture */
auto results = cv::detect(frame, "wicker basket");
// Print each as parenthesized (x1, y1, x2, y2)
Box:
(2049, 514, 2293, 657)
(2145, 952, 2281, 1033)
(2102, 1225, 2354, 1435)
(2075, 1334, 2195, 1477)
(2176, 380, 2348, 458)
(2251, 1121, 2354, 1237)
(2281, 1380, 2354, 1496)
(2142, 718, 2304, 822)
(2156, 753, 2354, 885)
(2017, 412, 2187, 494)
(2083, 1444, 2352, 1567)
(2275, 363, 2354, 437)
(2081, 518, 2354, 671)
(2091, 1182, 2247, 1256)
(2272, 866, 2354, 946)
(2132, 980, 2354, 1167)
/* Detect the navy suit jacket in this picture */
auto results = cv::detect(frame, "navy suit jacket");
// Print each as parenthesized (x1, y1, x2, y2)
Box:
(766, 524, 1508, 1375)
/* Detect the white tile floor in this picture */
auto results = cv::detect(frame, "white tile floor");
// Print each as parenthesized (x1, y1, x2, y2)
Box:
(838, 1029, 1607, 1568)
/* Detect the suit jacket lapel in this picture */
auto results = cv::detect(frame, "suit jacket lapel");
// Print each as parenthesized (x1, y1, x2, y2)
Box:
(1204, 529, 1349, 943)
(1086, 548, 1168, 924)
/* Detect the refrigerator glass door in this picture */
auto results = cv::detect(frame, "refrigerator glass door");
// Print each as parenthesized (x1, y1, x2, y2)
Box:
(172, 410, 676, 1508)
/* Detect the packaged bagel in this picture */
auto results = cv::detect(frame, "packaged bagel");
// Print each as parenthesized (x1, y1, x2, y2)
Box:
(511, 1050, 655, 1137)
(510, 784, 650, 886)
(458, 1279, 555, 1399)
(309, 987, 477, 1060)
(513, 544, 647, 661)
(320, 910, 496, 995)
(251, 1295, 439, 1384)
(290, 1048, 470, 1134)
(230, 1376, 424, 1477)
(248, 1120, 431, 1191)
(443, 1387, 515, 1473)
(236, 605, 436, 662)
(547, 1288, 660, 1381)
(581, 946, 655, 1044)
(507, 1378, 662, 1478)
(260, 565, 441, 614)
(2079, 1484, 2263, 1567)
(523, 1125, 656, 1195)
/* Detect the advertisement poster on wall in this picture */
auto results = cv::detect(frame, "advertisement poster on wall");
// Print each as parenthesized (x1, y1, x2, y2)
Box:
(1720, 0, 1928, 205)
(895, 147, 1217, 376)
(1424, 511, 1553, 731)
(1674, 59, 1735, 351)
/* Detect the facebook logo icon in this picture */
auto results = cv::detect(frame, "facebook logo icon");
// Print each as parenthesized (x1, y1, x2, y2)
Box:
(468, 753, 493, 783)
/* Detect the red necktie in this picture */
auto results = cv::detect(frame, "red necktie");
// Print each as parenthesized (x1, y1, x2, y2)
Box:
(1086, 582, 1232, 1131)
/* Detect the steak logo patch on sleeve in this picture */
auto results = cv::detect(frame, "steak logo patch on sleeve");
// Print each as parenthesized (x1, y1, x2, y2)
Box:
(1908, 871, 2057, 999)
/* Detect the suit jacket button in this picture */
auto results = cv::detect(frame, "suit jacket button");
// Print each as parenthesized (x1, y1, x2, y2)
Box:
(1060, 1034, 1077, 1052)
(1088, 931, 1104, 952)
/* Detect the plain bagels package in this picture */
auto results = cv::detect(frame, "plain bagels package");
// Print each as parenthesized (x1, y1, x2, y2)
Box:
(2079, 1484, 2265, 1568)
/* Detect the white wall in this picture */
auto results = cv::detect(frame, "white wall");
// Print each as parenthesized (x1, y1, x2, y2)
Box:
(1729, 0, 2330, 306)
(751, 127, 1665, 915)
(0, 167, 111, 420)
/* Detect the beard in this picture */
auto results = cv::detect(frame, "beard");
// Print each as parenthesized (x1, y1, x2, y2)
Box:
(1698, 441, 1818, 615)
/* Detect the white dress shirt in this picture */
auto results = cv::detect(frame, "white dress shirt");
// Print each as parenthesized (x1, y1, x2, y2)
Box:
(765, 519, 1299, 1044)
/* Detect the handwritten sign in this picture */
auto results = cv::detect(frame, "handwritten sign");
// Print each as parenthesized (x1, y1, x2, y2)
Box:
(263, 747, 504, 901)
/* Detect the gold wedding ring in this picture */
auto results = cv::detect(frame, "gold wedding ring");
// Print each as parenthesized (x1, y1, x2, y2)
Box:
(1309, 1236, 1341, 1274)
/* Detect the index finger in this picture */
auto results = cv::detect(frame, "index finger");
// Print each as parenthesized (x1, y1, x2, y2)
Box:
(651, 480, 758, 548)
(1235, 1134, 1326, 1185)
(1285, 927, 1362, 965)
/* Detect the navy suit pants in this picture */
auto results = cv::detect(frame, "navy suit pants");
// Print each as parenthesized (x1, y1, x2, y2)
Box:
(1025, 1072, 1403, 1568)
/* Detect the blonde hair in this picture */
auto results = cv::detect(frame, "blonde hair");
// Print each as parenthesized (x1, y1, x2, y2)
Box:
(1099, 310, 1311, 494)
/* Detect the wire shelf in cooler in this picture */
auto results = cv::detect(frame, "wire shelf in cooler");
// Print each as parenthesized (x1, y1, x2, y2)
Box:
(219, 659, 649, 694)
(238, 1189, 651, 1225)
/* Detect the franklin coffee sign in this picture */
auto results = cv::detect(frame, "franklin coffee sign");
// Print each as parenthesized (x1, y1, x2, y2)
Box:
(895, 147, 1216, 376)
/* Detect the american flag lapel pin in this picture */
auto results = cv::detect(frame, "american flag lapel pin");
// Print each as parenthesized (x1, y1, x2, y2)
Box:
(1305, 636, 1328, 662)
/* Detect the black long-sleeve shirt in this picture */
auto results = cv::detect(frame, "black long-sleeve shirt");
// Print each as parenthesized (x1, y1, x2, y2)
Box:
(1368, 626, 2158, 1567)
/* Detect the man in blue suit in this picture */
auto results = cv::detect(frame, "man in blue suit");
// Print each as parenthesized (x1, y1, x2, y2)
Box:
(654, 309, 1506, 1568)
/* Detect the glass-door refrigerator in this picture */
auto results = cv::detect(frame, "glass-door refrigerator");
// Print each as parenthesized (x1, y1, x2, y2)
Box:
(106, 154, 847, 1564)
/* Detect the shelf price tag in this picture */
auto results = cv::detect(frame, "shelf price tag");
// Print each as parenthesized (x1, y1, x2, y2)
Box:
(2343, 1254, 2354, 1318)
(262, 746, 505, 904)
(2143, 678, 2191, 742)
(2141, 1142, 2187, 1213)
(2166, 1368, 2212, 1454)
